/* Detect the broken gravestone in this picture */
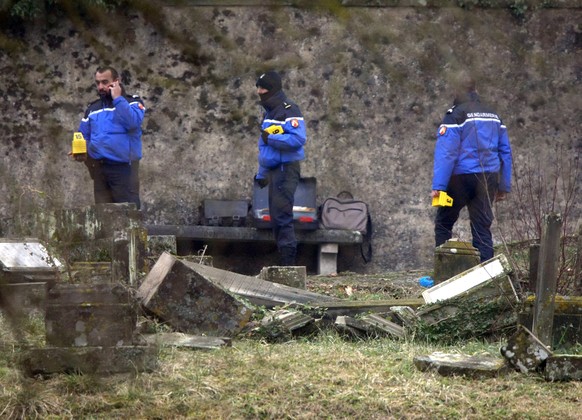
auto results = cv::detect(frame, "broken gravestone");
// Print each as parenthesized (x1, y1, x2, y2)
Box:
(137, 252, 253, 337)
(500, 324, 552, 373)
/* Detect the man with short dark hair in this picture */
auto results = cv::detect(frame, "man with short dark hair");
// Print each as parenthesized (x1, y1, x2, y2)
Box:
(431, 74, 513, 262)
(75, 66, 145, 208)
(255, 71, 307, 266)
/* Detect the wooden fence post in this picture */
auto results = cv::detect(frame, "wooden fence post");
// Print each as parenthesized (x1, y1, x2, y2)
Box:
(532, 212, 562, 348)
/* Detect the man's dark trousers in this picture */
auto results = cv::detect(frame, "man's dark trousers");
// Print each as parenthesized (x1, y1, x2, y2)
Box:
(268, 161, 300, 265)
(434, 172, 499, 262)
(86, 158, 131, 205)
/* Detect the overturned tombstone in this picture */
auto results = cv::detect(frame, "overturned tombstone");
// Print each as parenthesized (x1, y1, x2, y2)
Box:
(137, 252, 254, 337)
(183, 259, 338, 308)
(415, 254, 519, 342)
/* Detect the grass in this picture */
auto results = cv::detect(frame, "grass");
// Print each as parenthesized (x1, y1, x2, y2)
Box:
(0, 273, 581, 419)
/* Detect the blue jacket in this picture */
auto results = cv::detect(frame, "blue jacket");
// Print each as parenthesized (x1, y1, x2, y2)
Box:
(79, 93, 145, 163)
(257, 90, 306, 179)
(432, 92, 512, 192)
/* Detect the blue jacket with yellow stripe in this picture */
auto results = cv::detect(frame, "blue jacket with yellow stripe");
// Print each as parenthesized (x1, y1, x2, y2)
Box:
(79, 93, 145, 163)
(432, 92, 512, 193)
(257, 90, 306, 179)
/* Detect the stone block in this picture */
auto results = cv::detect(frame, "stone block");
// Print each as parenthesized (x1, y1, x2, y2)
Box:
(545, 355, 582, 382)
(45, 283, 137, 347)
(318, 243, 338, 275)
(259, 266, 306, 289)
(137, 252, 253, 337)
(21, 345, 158, 376)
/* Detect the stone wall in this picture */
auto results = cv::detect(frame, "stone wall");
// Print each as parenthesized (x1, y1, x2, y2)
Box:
(0, 3, 580, 272)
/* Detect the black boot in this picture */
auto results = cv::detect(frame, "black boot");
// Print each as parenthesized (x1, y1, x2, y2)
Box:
(279, 246, 296, 266)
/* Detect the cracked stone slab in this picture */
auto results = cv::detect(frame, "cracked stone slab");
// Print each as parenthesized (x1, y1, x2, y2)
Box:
(414, 352, 510, 378)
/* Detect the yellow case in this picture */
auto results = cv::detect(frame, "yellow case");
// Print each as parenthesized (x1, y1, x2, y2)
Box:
(432, 191, 453, 207)
(264, 125, 284, 135)
(72, 132, 87, 154)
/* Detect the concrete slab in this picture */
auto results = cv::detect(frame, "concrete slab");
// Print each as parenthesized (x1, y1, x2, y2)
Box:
(137, 252, 253, 337)
(414, 352, 510, 378)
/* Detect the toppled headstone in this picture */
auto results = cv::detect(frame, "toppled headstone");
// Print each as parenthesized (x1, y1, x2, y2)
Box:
(259, 266, 306, 289)
(544, 355, 582, 382)
(414, 352, 509, 378)
(137, 252, 253, 337)
(500, 325, 552, 373)
(183, 258, 337, 308)
(143, 333, 231, 350)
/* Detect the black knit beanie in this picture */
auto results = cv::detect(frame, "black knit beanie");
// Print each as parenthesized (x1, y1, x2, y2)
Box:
(256, 71, 282, 93)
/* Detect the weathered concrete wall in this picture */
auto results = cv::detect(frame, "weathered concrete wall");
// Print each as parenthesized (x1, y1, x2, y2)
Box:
(0, 4, 580, 272)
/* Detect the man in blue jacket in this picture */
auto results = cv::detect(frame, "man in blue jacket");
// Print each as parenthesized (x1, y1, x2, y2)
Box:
(76, 66, 145, 209)
(255, 71, 307, 266)
(431, 75, 513, 262)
